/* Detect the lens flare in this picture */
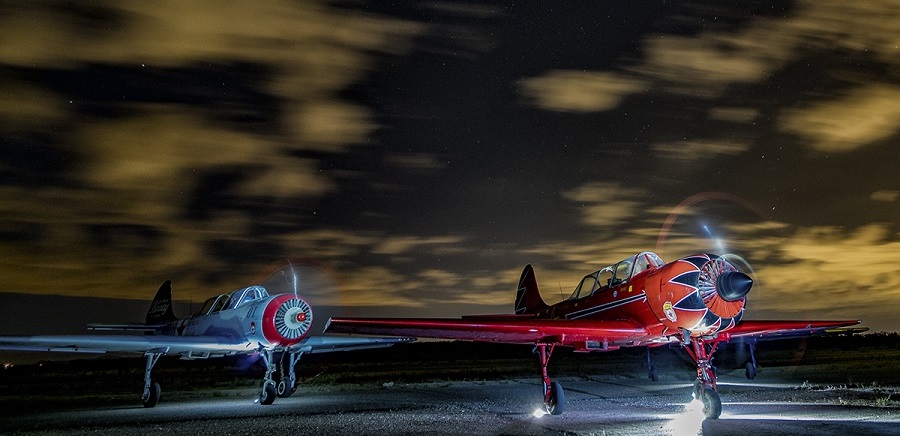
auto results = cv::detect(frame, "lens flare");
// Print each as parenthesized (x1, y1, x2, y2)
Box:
(663, 399, 706, 436)
(656, 191, 767, 257)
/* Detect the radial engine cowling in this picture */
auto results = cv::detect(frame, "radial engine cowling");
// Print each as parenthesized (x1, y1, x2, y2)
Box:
(646, 254, 752, 337)
(261, 295, 314, 346)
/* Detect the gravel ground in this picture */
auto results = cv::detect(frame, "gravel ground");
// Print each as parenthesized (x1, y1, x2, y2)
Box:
(2, 371, 899, 436)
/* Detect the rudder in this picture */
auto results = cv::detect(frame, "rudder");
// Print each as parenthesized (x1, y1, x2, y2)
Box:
(146, 280, 178, 324)
(514, 264, 549, 315)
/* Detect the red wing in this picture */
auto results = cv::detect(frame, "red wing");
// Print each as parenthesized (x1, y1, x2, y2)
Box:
(326, 317, 650, 347)
(726, 319, 862, 339)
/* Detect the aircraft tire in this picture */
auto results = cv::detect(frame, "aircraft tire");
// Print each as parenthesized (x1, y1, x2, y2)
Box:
(260, 383, 277, 405)
(745, 362, 757, 380)
(545, 382, 565, 415)
(649, 365, 659, 382)
(701, 386, 721, 419)
(276, 379, 293, 398)
(142, 381, 161, 408)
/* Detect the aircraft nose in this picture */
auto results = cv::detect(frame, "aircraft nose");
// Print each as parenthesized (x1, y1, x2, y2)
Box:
(716, 271, 753, 301)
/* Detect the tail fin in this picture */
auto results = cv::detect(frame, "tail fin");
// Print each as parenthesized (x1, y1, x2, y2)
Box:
(146, 280, 178, 324)
(514, 265, 549, 315)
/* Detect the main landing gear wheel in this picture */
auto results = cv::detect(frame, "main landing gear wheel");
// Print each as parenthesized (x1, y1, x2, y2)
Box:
(142, 381, 161, 408)
(700, 386, 722, 419)
(259, 383, 277, 405)
(648, 365, 659, 382)
(543, 381, 565, 415)
(142, 352, 163, 408)
(685, 338, 723, 419)
(276, 378, 294, 398)
(745, 361, 757, 380)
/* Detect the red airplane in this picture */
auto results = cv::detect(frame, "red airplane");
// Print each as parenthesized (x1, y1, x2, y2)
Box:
(326, 251, 862, 419)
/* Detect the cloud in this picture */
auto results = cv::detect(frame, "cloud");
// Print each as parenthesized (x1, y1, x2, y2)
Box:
(562, 182, 646, 229)
(708, 107, 760, 124)
(780, 84, 900, 152)
(519, 0, 900, 116)
(518, 71, 646, 113)
(745, 224, 900, 317)
(652, 140, 749, 162)
(0, 1, 425, 302)
(372, 235, 466, 256)
(385, 153, 448, 170)
(871, 191, 898, 202)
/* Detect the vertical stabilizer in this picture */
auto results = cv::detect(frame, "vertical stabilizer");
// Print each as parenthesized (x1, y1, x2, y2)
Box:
(514, 265, 549, 315)
(146, 280, 178, 324)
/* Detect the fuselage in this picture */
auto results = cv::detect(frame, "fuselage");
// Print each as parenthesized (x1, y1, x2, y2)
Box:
(537, 252, 750, 343)
(158, 286, 313, 348)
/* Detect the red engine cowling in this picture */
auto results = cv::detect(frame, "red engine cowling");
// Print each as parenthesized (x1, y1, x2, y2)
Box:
(645, 254, 752, 337)
(261, 294, 314, 346)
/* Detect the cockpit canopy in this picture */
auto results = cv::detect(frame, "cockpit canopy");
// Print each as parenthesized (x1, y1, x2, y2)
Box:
(194, 285, 271, 316)
(568, 252, 664, 300)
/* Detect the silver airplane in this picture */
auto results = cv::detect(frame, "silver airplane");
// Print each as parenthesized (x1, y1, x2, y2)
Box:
(0, 269, 413, 407)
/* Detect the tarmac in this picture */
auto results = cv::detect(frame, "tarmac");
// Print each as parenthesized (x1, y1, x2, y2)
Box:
(2, 372, 899, 435)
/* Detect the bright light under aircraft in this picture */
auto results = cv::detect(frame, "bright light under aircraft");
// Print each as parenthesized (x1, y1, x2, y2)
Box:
(663, 399, 706, 436)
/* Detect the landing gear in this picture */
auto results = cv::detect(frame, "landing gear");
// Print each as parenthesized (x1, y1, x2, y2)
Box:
(259, 349, 277, 405)
(535, 343, 565, 415)
(646, 347, 658, 382)
(276, 351, 303, 398)
(142, 351, 164, 408)
(684, 338, 722, 419)
(546, 381, 565, 415)
(745, 340, 758, 380)
(700, 385, 721, 419)
(259, 349, 303, 404)
(260, 382, 277, 406)
(143, 381, 161, 408)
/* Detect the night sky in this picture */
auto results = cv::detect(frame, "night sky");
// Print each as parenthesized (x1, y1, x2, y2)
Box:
(0, 1, 897, 334)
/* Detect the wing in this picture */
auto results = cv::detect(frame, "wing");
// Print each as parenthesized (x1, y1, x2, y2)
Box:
(0, 334, 415, 357)
(291, 336, 415, 354)
(326, 317, 650, 348)
(0, 335, 256, 356)
(725, 319, 864, 340)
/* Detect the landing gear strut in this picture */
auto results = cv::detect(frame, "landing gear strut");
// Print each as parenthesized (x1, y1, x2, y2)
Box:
(745, 339, 758, 380)
(142, 350, 164, 408)
(259, 349, 303, 404)
(259, 349, 277, 405)
(646, 347, 658, 382)
(684, 338, 722, 419)
(535, 343, 564, 415)
(276, 351, 303, 398)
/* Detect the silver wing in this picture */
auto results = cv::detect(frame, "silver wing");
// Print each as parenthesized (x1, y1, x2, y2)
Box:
(0, 334, 413, 357)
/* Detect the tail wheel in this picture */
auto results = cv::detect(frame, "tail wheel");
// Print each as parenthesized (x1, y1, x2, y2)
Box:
(701, 386, 721, 419)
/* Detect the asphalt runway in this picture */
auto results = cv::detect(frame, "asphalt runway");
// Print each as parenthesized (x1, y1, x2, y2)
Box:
(2, 372, 899, 435)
